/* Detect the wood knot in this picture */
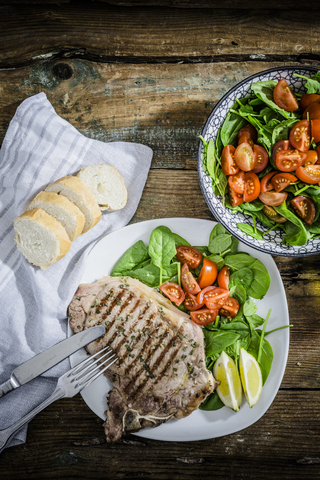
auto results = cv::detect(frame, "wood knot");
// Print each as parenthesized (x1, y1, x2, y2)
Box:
(52, 63, 73, 80)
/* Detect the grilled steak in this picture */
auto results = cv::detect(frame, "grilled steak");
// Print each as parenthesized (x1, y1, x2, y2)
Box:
(68, 276, 216, 442)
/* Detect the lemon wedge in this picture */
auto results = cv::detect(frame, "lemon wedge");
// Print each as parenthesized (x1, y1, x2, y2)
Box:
(213, 351, 242, 412)
(239, 348, 263, 408)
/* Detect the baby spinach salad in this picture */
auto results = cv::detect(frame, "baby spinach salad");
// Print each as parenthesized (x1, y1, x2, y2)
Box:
(200, 70, 320, 247)
(111, 223, 290, 412)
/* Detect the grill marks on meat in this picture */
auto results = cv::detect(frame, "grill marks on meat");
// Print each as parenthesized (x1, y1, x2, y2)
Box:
(68, 276, 216, 442)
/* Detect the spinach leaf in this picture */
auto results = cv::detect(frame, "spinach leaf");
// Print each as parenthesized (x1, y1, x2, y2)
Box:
(172, 233, 191, 247)
(229, 267, 254, 291)
(274, 202, 309, 246)
(229, 284, 247, 305)
(225, 253, 256, 271)
(246, 314, 265, 329)
(207, 254, 225, 270)
(209, 223, 226, 243)
(194, 246, 210, 256)
(251, 80, 297, 120)
(208, 234, 232, 254)
(127, 264, 162, 287)
(199, 391, 224, 411)
(148, 226, 176, 270)
(247, 331, 273, 385)
(246, 259, 271, 299)
(111, 240, 149, 276)
(204, 329, 241, 357)
(220, 104, 247, 146)
(271, 118, 298, 145)
(220, 322, 250, 336)
(243, 298, 257, 317)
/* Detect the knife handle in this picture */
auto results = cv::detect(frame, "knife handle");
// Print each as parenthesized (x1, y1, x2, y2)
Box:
(0, 379, 16, 398)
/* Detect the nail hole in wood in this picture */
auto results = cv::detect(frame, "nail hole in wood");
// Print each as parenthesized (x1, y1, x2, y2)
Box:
(52, 63, 73, 80)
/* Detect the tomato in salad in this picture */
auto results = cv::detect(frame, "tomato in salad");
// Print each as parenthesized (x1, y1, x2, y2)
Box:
(300, 93, 320, 112)
(295, 164, 320, 184)
(234, 142, 256, 171)
(260, 171, 277, 192)
(252, 145, 269, 173)
(197, 286, 230, 309)
(159, 282, 185, 306)
(303, 101, 320, 120)
(311, 119, 320, 144)
(181, 263, 201, 295)
(228, 170, 245, 194)
(289, 120, 311, 152)
(217, 266, 229, 289)
(197, 258, 218, 289)
(219, 297, 239, 318)
(221, 145, 239, 176)
(273, 78, 299, 112)
(272, 140, 291, 163)
(228, 185, 243, 207)
(276, 149, 307, 172)
(176, 246, 202, 269)
(303, 150, 318, 166)
(271, 172, 297, 192)
(183, 291, 204, 311)
(243, 172, 260, 202)
(190, 308, 219, 325)
(290, 196, 316, 225)
(259, 191, 288, 206)
(237, 124, 257, 143)
(262, 205, 287, 223)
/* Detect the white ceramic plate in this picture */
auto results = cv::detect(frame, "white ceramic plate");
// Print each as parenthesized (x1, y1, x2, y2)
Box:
(69, 218, 290, 442)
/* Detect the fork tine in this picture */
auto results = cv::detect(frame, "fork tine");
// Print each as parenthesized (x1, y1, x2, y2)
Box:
(72, 348, 115, 383)
(69, 345, 111, 377)
(79, 355, 118, 390)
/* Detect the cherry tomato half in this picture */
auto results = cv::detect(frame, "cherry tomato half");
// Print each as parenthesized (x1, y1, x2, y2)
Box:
(234, 142, 256, 171)
(259, 191, 288, 206)
(261, 171, 277, 193)
(197, 286, 230, 309)
(263, 205, 287, 223)
(273, 78, 299, 112)
(276, 149, 307, 172)
(228, 170, 245, 194)
(217, 266, 229, 290)
(289, 120, 311, 152)
(181, 263, 201, 295)
(311, 119, 320, 144)
(271, 172, 297, 192)
(159, 282, 185, 306)
(303, 102, 320, 121)
(295, 164, 320, 184)
(252, 144, 269, 173)
(244, 172, 260, 202)
(238, 134, 254, 148)
(221, 145, 239, 176)
(176, 245, 202, 269)
(290, 196, 316, 225)
(237, 124, 257, 143)
(303, 150, 318, 166)
(197, 258, 218, 289)
(219, 297, 239, 318)
(272, 140, 291, 163)
(228, 185, 243, 207)
(183, 291, 204, 311)
(300, 93, 320, 112)
(190, 308, 219, 326)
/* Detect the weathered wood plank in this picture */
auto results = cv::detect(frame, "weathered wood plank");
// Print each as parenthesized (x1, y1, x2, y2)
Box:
(0, 392, 319, 479)
(0, 60, 304, 168)
(1, 5, 320, 66)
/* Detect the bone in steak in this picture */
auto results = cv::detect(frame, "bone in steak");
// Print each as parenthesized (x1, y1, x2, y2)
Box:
(68, 276, 217, 442)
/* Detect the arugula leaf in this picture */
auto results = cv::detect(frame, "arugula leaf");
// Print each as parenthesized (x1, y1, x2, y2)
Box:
(237, 223, 263, 241)
(294, 72, 320, 94)
(251, 80, 298, 120)
(274, 202, 309, 246)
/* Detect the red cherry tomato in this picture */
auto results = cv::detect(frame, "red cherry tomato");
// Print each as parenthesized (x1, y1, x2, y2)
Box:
(217, 266, 229, 290)
(276, 149, 307, 172)
(289, 120, 311, 152)
(290, 196, 316, 225)
(271, 172, 297, 192)
(197, 258, 218, 289)
(190, 308, 219, 326)
(262, 205, 287, 223)
(183, 291, 204, 311)
(221, 145, 239, 176)
(228, 170, 245, 194)
(272, 140, 291, 163)
(273, 78, 299, 112)
(159, 282, 185, 306)
(303, 150, 318, 166)
(176, 246, 202, 269)
(219, 297, 239, 318)
(252, 145, 269, 173)
(311, 119, 320, 144)
(234, 142, 256, 172)
(181, 263, 201, 295)
(197, 286, 230, 309)
(238, 134, 254, 148)
(300, 93, 320, 112)
(228, 185, 243, 207)
(317, 145, 320, 165)
(244, 172, 260, 202)
(303, 102, 320, 120)
(260, 171, 277, 193)
(295, 164, 320, 184)
(237, 124, 257, 143)
(259, 191, 288, 206)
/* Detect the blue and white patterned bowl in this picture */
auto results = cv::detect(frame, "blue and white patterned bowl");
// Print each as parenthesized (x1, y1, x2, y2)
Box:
(197, 66, 320, 257)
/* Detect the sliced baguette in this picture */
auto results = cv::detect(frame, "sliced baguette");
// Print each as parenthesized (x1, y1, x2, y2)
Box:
(14, 208, 71, 270)
(25, 191, 85, 241)
(45, 176, 101, 233)
(77, 164, 127, 212)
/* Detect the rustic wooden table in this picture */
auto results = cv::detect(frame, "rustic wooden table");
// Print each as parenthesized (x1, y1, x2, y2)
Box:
(1, 1, 320, 479)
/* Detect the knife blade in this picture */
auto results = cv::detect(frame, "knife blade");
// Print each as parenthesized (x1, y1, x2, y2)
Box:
(0, 325, 105, 398)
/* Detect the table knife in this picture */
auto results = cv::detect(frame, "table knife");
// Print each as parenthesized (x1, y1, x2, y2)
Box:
(0, 325, 105, 398)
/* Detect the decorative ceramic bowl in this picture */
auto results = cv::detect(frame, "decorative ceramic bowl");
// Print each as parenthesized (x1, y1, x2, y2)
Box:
(197, 66, 320, 257)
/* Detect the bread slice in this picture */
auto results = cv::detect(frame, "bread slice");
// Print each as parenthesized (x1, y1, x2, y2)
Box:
(45, 176, 101, 233)
(14, 208, 71, 270)
(77, 164, 127, 212)
(25, 191, 85, 241)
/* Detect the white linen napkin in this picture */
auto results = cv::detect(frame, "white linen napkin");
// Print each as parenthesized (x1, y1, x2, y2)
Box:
(0, 93, 153, 450)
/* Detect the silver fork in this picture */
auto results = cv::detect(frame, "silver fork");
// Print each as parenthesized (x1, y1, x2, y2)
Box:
(0, 346, 117, 453)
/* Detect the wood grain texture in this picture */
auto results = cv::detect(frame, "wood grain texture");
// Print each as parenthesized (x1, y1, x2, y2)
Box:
(1, 5, 320, 66)
(0, 393, 319, 479)
(0, 60, 303, 168)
